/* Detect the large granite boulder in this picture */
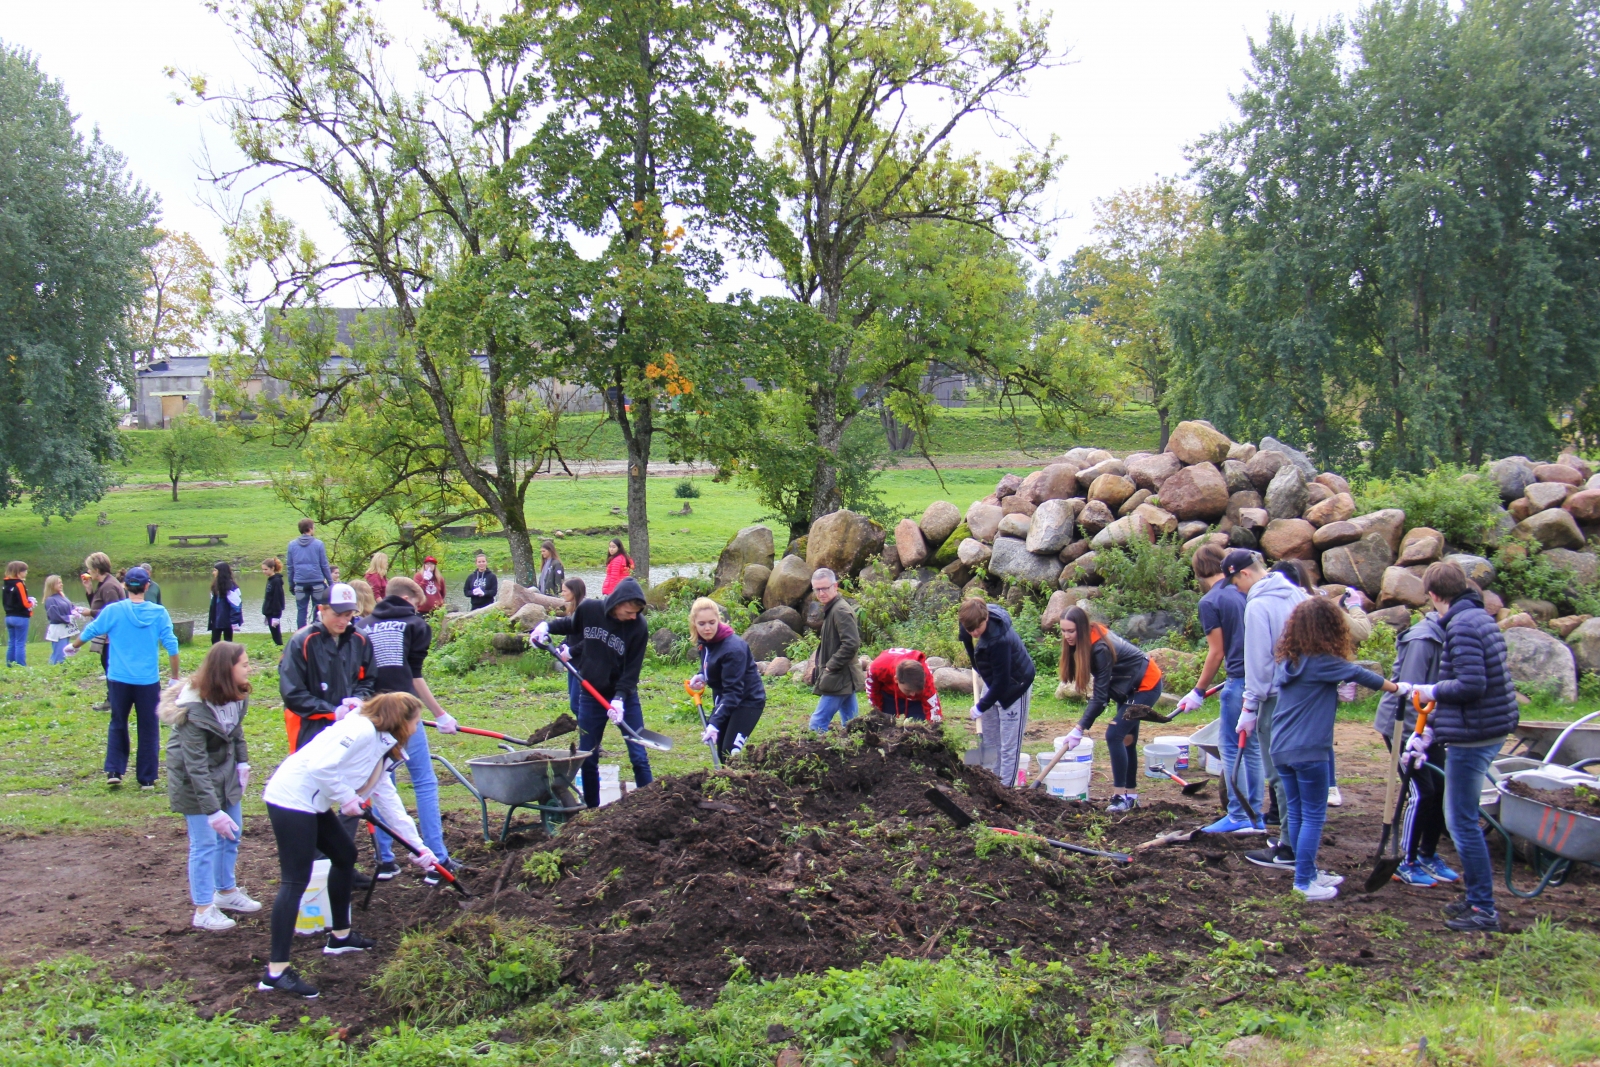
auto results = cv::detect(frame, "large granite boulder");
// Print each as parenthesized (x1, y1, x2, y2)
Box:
(1132, 502, 1178, 539)
(1117, 488, 1153, 517)
(1396, 527, 1446, 567)
(1077, 499, 1115, 536)
(1222, 459, 1254, 494)
(1351, 508, 1407, 554)
(1028, 464, 1082, 505)
(1244, 449, 1286, 492)
(753, 604, 803, 632)
(1228, 441, 1258, 462)
(1315, 472, 1353, 497)
(1158, 462, 1230, 521)
(1260, 518, 1315, 560)
(1027, 497, 1079, 555)
(1503, 627, 1578, 701)
(1126, 452, 1184, 491)
(997, 512, 1032, 539)
(1166, 420, 1232, 465)
(966, 501, 1004, 543)
(763, 554, 815, 609)
(1444, 553, 1496, 587)
(1566, 617, 1600, 673)
(1489, 456, 1538, 502)
(1313, 520, 1361, 549)
(1258, 435, 1317, 479)
(1092, 514, 1152, 549)
(1320, 532, 1396, 598)
(1118, 610, 1184, 643)
(1304, 492, 1355, 528)
(995, 472, 1024, 500)
(1513, 508, 1585, 550)
(744, 619, 801, 661)
(741, 564, 772, 602)
(1564, 489, 1600, 523)
(1060, 551, 1101, 586)
(989, 536, 1063, 585)
(919, 501, 962, 548)
(1543, 548, 1599, 589)
(1000, 494, 1037, 517)
(807, 510, 885, 576)
(713, 524, 776, 589)
(1535, 463, 1584, 487)
(1087, 473, 1138, 511)
(1378, 566, 1428, 609)
(1040, 589, 1072, 632)
(1265, 464, 1309, 520)
(957, 538, 992, 566)
(894, 518, 928, 567)
(1525, 482, 1574, 512)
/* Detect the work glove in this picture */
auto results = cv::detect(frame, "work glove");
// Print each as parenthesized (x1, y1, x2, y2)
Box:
(411, 848, 439, 872)
(64, 643, 79, 658)
(701, 723, 719, 745)
(433, 713, 459, 734)
(1412, 684, 1437, 704)
(1175, 689, 1206, 714)
(236, 763, 251, 791)
(1337, 681, 1358, 702)
(555, 642, 571, 662)
(207, 810, 240, 841)
(1403, 726, 1434, 769)
(968, 705, 984, 721)
(1393, 681, 1415, 701)
(1343, 588, 1364, 612)
(608, 697, 625, 725)
(1238, 709, 1259, 737)
(334, 697, 362, 721)
(339, 797, 366, 818)
(530, 621, 550, 646)
(1062, 726, 1085, 751)
(689, 673, 707, 692)
(267, 617, 280, 629)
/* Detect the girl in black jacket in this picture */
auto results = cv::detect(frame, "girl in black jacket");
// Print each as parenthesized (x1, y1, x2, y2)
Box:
(1059, 606, 1164, 812)
(207, 562, 244, 645)
(261, 558, 286, 645)
(689, 597, 765, 759)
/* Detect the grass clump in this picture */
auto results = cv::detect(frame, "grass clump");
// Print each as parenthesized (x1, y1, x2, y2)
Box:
(523, 849, 565, 886)
(371, 914, 567, 1026)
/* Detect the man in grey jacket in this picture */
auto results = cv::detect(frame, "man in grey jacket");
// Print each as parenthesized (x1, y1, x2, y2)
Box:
(808, 569, 863, 731)
(286, 518, 333, 629)
(1223, 549, 1307, 844)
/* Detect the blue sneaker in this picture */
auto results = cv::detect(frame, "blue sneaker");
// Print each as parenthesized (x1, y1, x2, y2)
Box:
(1394, 861, 1438, 887)
(1202, 814, 1252, 834)
(1419, 855, 1460, 883)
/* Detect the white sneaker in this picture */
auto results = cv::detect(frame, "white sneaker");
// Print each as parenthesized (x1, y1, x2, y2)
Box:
(192, 904, 237, 931)
(1314, 870, 1344, 888)
(1327, 786, 1343, 807)
(1295, 882, 1339, 902)
(213, 888, 262, 913)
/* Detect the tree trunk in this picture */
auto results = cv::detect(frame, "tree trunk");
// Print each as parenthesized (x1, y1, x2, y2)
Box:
(1156, 405, 1171, 452)
(501, 512, 538, 587)
(171, 476, 179, 502)
(613, 390, 654, 588)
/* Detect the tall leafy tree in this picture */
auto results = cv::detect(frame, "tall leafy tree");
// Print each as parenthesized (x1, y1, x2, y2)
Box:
(0, 44, 157, 517)
(127, 230, 216, 367)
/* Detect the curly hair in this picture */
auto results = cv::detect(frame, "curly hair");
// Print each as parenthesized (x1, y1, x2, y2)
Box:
(1275, 596, 1353, 665)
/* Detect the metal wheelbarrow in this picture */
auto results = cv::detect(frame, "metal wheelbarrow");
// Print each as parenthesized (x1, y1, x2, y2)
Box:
(1480, 767, 1600, 899)
(433, 745, 590, 843)
(1507, 712, 1600, 770)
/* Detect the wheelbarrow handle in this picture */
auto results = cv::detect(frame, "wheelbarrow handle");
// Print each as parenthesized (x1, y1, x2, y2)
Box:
(422, 720, 518, 743)
(359, 803, 471, 898)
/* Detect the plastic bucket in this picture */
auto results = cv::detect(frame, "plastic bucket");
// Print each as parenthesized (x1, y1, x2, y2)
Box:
(1144, 742, 1181, 778)
(1041, 738, 1094, 800)
(295, 858, 332, 935)
(1153, 735, 1190, 772)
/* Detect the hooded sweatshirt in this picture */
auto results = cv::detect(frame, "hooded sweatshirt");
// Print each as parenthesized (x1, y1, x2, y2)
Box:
(76, 598, 179, 685)
(546, 577, 648, 702)
(699, 622, 766, 722)
(285, 533, 333, 586)
(1374, 613, 1445, 739)
(1241, 571, 1309, 713)
(959, 605, 1035, 712)
(1269, 654, 1387, 766)
(358, 594, 433, 695)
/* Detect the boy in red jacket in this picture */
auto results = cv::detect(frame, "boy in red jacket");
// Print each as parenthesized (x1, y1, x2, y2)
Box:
(866, 648, 942, 722)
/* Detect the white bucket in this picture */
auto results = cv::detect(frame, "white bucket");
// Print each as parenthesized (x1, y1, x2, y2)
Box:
(1205, 752, 1222, 775)
(1153, 735, 1190, 772)
(598, 764, 622, 806)
(295, 858, 332, 935)
(1144, 742, 1181, 778)
(1041, 738, 1094, 800)
(1015, 752, 1031, 787)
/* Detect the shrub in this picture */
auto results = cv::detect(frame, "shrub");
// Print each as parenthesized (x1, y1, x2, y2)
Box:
(1492, 543, 1577, 609)
(370, 914, 566, 1026)
(673, 478, 702, 499)
(1356, 464, 1502, 545)
(1092, 535, 1200, 634)
(431, 609, 521, 675)
(1356, 620, 1399, 676)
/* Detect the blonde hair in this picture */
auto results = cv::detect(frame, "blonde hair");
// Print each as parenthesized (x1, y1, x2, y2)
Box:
(43, 574, 63, 598)
(84, 552, 112, 577)
(5, 561, 26, 578)
(349, 579, 376, 616)
(368, 552, 389, 577)
(689, 597, 723, 645)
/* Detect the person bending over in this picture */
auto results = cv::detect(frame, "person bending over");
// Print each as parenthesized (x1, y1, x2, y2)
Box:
(1058, 606, 1163, 813)
(866, 647, 943, 722)
(958, 597, 1035, 788)
(688, 597, 765, 759)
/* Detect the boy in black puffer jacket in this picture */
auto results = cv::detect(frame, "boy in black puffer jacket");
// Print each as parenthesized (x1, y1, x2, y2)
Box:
(1407, 561, 1518, 933)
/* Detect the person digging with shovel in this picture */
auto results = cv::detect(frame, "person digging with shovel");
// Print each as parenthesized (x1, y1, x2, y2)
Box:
(258, 692, 437, 998)
(533, 577, 652, 808)
(688, 597, 765, 761)
(958, 598, 1035, 790)
(1057, 606, 1163, 812)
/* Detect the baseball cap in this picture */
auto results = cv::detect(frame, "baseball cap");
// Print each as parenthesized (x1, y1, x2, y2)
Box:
(423, 555, 438, 564)
(123, 566, 151, 591)
(327, 583, 359, 611)
(1220, 549, 1260, 582)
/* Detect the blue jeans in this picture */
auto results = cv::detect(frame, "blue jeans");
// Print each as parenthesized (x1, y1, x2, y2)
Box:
(184, 801, 243, 905)
(1216, 677, 1263, 821)
(1444, 740, 1501, 913)
(576, 689, 653, 808)
(293, 581, 327, 629)
(5, 616, 28, 666)
(374, 725, 449, 864)
(567, 667, 582, 718)
(1103, 680, 1164, 790)
(49, 637, 70, 664)
(809, 692, 859, 732)
(1277, 759, 1331, 890)
(105, 680, 161, 785)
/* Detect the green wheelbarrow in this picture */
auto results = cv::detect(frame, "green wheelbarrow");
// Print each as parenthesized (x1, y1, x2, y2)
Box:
(433, 745, 589, 843)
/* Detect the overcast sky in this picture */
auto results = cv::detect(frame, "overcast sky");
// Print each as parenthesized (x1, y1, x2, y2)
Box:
(4, 0, 1360, 291)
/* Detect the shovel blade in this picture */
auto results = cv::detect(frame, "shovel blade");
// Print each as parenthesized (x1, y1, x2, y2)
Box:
(1180, 780, 1209, 796)
(924, 787, 976, 828)
(1362, 856, 1401, 893)
(621, 724, 674, 752)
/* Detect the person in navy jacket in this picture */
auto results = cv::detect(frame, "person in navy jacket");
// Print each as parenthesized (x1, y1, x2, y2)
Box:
(687, 598, 765, 759)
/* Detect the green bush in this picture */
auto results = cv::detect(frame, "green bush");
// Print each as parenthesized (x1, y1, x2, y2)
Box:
(1092, 535, 1200, 633)
(431, 609, 522, 675)
(673, 478, 702, 499)
(1356, 620, 1399, 676)
(1356, 464, 1502, 545)
(370, 914, 567, 1026)
(1492, 543, 1578, 609)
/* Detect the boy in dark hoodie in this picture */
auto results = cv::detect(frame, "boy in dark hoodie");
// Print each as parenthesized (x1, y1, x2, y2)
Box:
(1374, 610, 1456, 887)
(957, 598, 1036, 788)
(536, 577, 651, 807)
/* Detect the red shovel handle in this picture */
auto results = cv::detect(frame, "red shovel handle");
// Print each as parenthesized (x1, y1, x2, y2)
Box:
(360, 803, 470, 898)
(422, 720, 515, 743)
(537, 637, 614, 708)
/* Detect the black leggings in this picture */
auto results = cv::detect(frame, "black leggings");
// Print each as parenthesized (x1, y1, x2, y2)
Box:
(268, 621, 283, 646)
(267, 803, 357, 963)
(211, 627, 234, 644)
(1102, 681, 1165, 790)
(715, 702, 764, 759)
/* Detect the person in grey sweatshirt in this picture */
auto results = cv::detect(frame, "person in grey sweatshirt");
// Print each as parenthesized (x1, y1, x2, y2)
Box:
(285, 518, 333, 629)
(1221, 549, 1307, 828)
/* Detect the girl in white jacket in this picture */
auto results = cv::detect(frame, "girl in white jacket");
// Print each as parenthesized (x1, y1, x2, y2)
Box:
(258, 692, 435, 998)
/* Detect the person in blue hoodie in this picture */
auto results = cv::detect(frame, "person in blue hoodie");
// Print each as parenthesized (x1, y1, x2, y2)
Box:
(1243, 596, 1399, 899)
(957, 598, 1036, 789)
(688, 597, 765, 760)
(535, 577, 651, 807)
(69, 566, 181, 788)
(285, 518, 333, 629)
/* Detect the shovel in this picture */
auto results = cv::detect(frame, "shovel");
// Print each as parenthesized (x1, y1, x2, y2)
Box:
(923, 787, 1131, 863)
(684, 679, 721, 769)
(1123, 682, 1225, 725)
(1363, 696, 1433, 893)
(1227, 729, 1260, 826)
(535, 637, 673, 752)
(359, 803, 470, 898)
(1150, 762, 1209, 796)
(422, 714, 576, 748)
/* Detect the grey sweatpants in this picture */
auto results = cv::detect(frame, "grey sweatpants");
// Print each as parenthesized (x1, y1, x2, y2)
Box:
(978, 686, 1032, 787)
(1255, 695, 1287, 819)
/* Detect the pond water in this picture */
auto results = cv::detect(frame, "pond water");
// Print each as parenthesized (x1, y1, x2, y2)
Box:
(32, 562, 713, 640)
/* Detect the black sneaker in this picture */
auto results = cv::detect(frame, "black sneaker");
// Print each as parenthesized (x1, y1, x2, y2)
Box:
(258, 966, 319, 998)
(1443, 899, 1471, 919)
(375, 861, 401, 881)
(324, 930, 376, 955)
(105, 774, 122, 787)
(1263, 807, 1280, 828)
(1444, 906, 1502, 933)
(351, 870, 374, 890)
(422, 858, 457, 886)
(1246, 844, 1296, 870)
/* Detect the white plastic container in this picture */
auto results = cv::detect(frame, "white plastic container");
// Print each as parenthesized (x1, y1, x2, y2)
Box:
(295, 858, 332, 935)
(598, 764, 622, 806)
(1205, 752, 1222, 775)
(1153, 734, 1191, 772)
(1144, 742, 1182, 778)
(1041, 737, 1094, 800)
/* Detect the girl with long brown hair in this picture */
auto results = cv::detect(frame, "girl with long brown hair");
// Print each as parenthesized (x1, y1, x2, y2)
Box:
(1248, 596, 1399, 899)
(258, 691, 433, 998)
(1057, 606, 1163, 813)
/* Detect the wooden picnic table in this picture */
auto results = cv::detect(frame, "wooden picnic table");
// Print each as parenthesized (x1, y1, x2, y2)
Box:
(168, 534, 229, 548)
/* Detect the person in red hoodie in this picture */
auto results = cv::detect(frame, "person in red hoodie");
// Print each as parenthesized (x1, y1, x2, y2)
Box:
(412, 556, 446, 614)
(601, 539, 633, 595)
(865, 648, 942, 722)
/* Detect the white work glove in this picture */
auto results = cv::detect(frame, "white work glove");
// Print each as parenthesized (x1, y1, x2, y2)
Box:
(64, 643, 79, 657)
(1343, 588, 1363, 611)
(1337, 681, 1358, 702)
(411, 848, 439, 871)
(968, 705, 984, 721)
(334, 697, 362, 721)
(236, 763, 251, 791)
(207, 810, 240, 841)
(701, 723, 719, 745)
(689, 673, 707, 692)
(1403, 726, 1434, 769)
(1062, 726, 1085, 750)
(339, 797, 366, 818)
(433, 712, 459, 734)
(555, 642, 571, 662)
(608, 697, 625, 725)
(1176, 689, 1206, 714)
(1238, 709, 1259, 737)
(267, 617, 280, 628)
(1393, 681, 1415, 701)
(1413, 684, 1437, 704)
(530, 621, 550, 646)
